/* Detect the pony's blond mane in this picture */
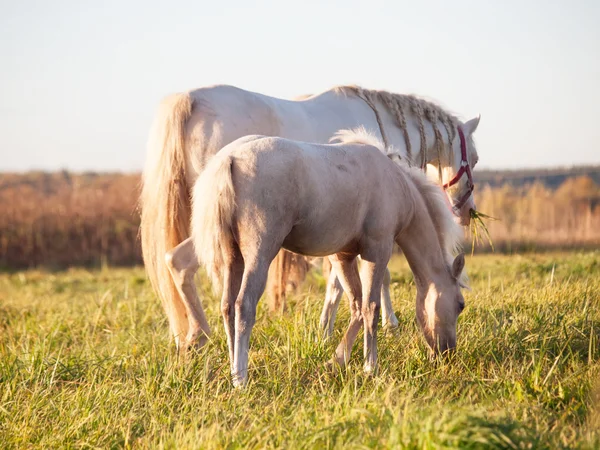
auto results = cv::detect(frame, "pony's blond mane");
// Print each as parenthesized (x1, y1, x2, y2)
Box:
(333, 85, 459, 170)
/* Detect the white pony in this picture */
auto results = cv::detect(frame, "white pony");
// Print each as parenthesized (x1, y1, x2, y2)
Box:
(192, 129, 468, 387)
(140, 85, 480, 352)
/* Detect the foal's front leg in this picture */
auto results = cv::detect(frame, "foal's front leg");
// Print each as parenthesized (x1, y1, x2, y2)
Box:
(327, 255, 363, 367)
(360, 245, 393, 373)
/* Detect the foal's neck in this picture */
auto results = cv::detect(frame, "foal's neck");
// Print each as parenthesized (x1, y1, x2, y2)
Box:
(396, 197, 448, 290)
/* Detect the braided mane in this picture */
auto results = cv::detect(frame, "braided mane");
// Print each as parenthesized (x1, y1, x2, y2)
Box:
(333, 86, 459, 172)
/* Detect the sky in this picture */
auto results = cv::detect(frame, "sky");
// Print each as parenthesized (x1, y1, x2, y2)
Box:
(1, 0, 599, 171)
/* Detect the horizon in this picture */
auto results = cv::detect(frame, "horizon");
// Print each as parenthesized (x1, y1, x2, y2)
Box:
(2, 0, 599, 171)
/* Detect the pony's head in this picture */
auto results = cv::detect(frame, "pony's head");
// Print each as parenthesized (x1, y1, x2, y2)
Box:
(416, 253, 467, 354)
(436, 115, 481, 226)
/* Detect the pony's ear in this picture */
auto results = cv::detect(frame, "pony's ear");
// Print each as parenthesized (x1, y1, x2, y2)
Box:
(463, 115, 481, 136)
(451, 253, 465, 279)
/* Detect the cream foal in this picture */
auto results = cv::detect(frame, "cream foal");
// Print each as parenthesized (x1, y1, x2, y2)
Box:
(141, 85, 480, 352)
(192, 130, 467, 387)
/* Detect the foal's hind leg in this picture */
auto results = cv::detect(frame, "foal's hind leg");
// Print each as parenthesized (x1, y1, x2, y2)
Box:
(221, 245, 244, 371)
(328, 255, 363, 367)
(232, 256, 271, 388)
(165, 237, 211, 353)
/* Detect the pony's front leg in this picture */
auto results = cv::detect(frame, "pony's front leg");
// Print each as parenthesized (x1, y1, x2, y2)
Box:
(360, 246, 393, 373)
(232, 259, 270, 388)
(328, 256, 363, 367)
(381, 268, 399, 328)
(165, 237, 211, 353)
(319, 266, 344, 339)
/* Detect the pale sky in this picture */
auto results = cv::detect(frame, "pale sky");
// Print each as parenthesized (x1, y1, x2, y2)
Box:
(1, 0, 599, 171)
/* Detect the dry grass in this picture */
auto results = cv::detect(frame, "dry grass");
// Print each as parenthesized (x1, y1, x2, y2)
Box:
(1, 172, 599, 269)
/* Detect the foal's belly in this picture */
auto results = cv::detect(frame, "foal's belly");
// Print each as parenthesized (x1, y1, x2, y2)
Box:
(281, 221, 360, 257)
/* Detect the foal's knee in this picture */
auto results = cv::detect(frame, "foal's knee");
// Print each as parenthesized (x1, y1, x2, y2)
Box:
(362, 300, 380, 321)
(221, 301, 232, 319)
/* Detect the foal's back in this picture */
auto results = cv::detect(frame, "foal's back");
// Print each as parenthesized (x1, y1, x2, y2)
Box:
(221, 135, 412, 256)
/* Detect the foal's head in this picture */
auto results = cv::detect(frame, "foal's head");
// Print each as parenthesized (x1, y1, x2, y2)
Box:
(415, 253, 467, 355)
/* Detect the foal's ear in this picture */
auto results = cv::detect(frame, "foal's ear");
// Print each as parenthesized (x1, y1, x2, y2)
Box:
(463, 115, 481, 135)
(451, 253, 465, 279)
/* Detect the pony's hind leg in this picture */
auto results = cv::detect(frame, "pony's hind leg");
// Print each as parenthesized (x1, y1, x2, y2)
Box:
(381, 268, 399, 328)
(319, 268, 344, 339)
(328, 255, 363, 367)
(319, 265, 398, 338)
(221, 244, 244, 371)
(232, 257, 271, 388)
(165, 237, 211, 353)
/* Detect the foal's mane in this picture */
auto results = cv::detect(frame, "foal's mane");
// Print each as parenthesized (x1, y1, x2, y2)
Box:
(332, 128, 466, 281)
(330, 127, 387, 152)
(404, 169, 464, 266)
(333, 85, 459, 169)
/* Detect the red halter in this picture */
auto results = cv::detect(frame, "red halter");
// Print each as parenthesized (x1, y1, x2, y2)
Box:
(442, 126, 474, 212)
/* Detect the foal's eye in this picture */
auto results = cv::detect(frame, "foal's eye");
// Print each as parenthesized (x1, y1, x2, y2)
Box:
(458, 301, 465, 313)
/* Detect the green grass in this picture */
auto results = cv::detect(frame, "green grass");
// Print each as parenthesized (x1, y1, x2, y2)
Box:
(1, 252, 599, 449)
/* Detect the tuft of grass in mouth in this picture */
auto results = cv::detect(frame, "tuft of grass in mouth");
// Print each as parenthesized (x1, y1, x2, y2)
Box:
(469, 209, 497, 254)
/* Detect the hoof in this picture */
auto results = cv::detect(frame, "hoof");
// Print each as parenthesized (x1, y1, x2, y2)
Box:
(232, 374, 248, 389)
(178, 333, 209, 357)
(363, 362, 377, 375)
(382, 315, 399, 329)
(325, 357, 344, 375)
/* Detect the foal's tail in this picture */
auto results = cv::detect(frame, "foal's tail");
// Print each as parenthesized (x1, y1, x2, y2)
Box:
(191, 154, 237, 292)
(140, 92, 194, 342)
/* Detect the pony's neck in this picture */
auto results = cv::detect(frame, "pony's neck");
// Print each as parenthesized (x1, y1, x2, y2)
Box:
(405, 114, 453, 168)
(372, 98, 456, 171)
(396, 194, 448, 291)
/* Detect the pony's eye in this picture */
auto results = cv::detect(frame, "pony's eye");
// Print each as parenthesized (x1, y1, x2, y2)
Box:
(458, 301, 465, 313)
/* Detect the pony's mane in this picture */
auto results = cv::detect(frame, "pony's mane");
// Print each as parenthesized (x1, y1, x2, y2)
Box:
(402, 167, 468, 284)
(333, 85, 459, 169)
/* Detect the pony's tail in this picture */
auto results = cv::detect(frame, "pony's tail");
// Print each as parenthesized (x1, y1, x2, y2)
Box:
(191, 154, 237, 292)
(140, 92, 194, 345)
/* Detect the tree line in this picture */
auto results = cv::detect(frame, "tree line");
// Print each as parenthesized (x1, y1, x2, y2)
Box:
(1, 168, 598, 269)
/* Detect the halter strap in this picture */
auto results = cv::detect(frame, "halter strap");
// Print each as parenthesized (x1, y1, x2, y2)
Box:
(442, 126, 474, 211)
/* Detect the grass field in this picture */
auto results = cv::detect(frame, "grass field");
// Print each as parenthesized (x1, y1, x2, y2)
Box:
(1, 252, 599, 449)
